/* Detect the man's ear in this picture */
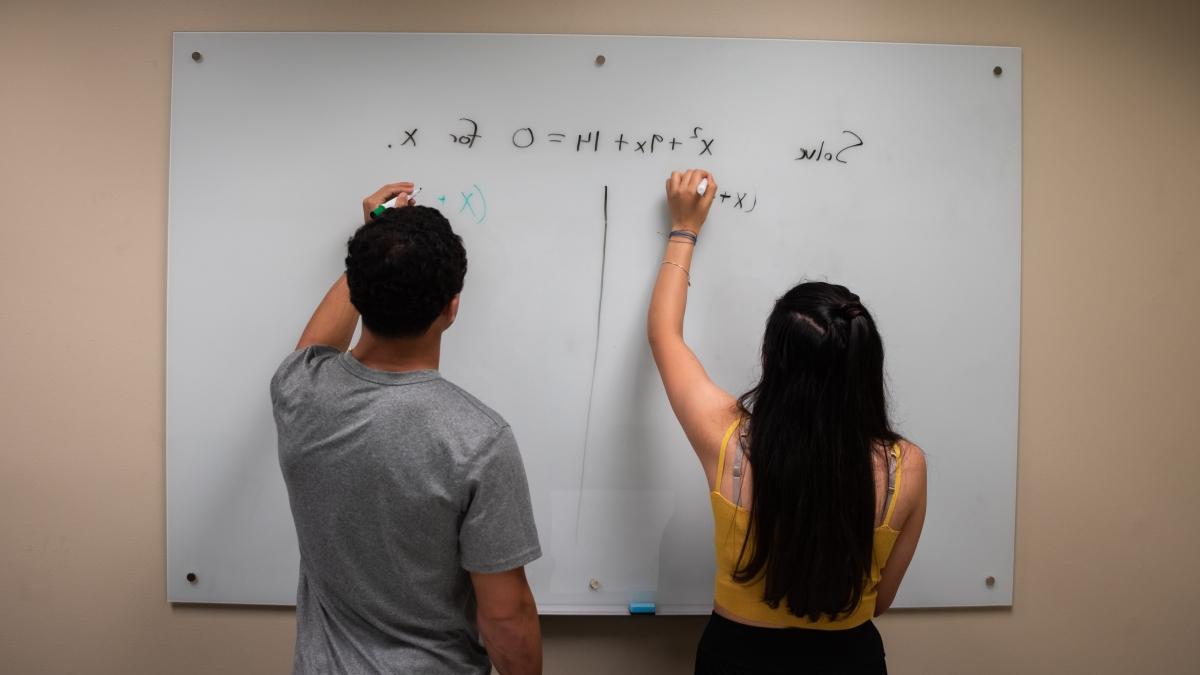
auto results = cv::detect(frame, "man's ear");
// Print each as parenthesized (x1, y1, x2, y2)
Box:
(443, 294, 461, 328)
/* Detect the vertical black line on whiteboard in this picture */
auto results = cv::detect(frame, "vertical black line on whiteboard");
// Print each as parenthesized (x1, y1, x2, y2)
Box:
(575, 186, 608, 540)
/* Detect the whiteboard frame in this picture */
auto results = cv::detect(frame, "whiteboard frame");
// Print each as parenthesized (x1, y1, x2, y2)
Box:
(166, 32, 1022, 614)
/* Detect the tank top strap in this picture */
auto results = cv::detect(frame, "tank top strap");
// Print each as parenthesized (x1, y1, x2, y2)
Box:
(715, 418, 741, 492)
(882, 442, 904, 528)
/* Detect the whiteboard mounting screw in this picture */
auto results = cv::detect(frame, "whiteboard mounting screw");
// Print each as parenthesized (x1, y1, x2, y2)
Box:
(595, 54, 606, 66)
(993, 65, 1002, 77)
(192, 51, 203, 63)
(985, 576, 996, 587)
(186, 572, 198, 583)
(588, 578, 601, 591)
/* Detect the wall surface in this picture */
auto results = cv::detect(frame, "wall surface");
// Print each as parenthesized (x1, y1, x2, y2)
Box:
(1, 1, 1197, 673)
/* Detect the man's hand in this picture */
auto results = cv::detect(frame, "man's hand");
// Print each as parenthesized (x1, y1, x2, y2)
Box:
(361, 181, 416, 224)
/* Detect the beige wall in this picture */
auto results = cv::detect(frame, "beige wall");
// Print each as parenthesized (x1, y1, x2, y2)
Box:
(2, 0, 1198, 673)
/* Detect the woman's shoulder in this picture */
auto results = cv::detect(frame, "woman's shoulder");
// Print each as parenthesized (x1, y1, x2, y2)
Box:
(896, 438, 926, 474)
(890, 438, 927, 529)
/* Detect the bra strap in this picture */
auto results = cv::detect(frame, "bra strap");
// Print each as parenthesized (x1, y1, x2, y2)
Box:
(732, 433, 746, 507)
(715, 419, 740, 491)
(882, 443, 904, 528)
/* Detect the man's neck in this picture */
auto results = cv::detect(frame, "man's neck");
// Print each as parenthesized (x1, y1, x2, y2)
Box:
(350, 328, 441, 372)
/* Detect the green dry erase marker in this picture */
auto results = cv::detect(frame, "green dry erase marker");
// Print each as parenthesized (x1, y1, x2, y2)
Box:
(371, 187, 421, 218)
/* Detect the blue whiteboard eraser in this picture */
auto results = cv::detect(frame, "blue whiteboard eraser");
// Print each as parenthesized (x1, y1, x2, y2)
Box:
(628, 602, 656, 615)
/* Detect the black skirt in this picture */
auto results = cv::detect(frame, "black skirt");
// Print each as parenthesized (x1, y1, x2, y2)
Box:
(695, 612, 887, 675)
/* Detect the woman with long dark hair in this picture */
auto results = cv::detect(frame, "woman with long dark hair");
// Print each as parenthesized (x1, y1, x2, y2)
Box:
(649, 170, 928, 674)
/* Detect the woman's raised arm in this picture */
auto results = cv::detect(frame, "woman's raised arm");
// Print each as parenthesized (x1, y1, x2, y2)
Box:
(648, 169, 738, 484)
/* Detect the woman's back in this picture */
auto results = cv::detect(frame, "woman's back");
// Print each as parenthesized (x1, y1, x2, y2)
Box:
(707, 418, 927, 628)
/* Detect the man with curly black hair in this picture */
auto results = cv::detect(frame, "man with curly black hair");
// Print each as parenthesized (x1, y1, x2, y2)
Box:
(270, 182, 543, 675)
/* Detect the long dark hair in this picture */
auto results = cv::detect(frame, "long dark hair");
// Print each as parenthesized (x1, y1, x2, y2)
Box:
(732, 281, 899, 621)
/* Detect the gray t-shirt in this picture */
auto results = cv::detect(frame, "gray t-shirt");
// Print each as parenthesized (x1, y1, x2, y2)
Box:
(270, 346, 541, 675)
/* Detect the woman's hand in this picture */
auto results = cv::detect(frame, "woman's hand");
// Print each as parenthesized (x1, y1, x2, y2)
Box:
(666, 169, 716, 235)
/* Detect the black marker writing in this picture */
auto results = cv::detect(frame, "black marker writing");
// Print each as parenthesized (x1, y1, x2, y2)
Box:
(402, 119, 721, 159)
(797, 130, 864, 163)
(797, 141, 827, 161)
(834, 131, 863, 163)
(711, 187, 757, 214)
(512, 127, 535, 148)
(451, 118, 482, 147)
(577, 131, 600, 152)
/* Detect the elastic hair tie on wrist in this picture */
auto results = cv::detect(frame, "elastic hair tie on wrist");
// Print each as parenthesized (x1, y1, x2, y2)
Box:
(669, 230, 698, 245)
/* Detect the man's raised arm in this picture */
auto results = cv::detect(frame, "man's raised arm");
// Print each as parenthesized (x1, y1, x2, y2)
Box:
(294, 182, 415, 351)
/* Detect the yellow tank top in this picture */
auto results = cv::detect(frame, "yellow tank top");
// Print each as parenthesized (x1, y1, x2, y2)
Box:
(710, 420, 903, 629)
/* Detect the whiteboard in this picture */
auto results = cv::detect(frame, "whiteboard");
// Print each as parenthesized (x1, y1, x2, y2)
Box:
(167, 33, 1021, 612)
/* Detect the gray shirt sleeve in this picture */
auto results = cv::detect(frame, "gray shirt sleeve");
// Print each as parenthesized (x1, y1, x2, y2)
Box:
(459, 426, 542, 574)
(270, 346, 340, 407)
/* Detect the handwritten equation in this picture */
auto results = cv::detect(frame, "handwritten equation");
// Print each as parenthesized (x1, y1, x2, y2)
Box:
(711, 188, 757, 213)
(389, 119, 717, 157)
(386, 124, 871, 224)
(390, 120, 865, 172)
